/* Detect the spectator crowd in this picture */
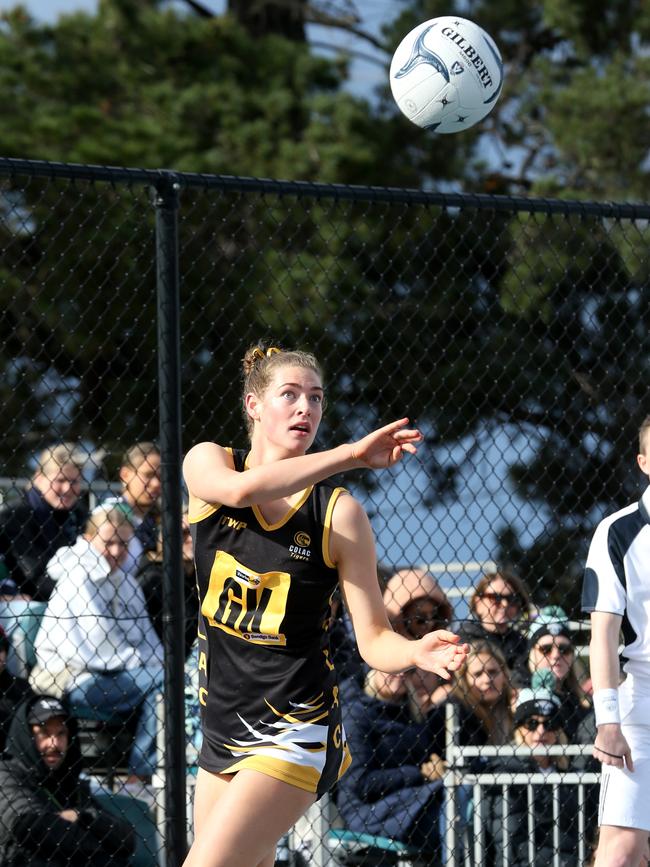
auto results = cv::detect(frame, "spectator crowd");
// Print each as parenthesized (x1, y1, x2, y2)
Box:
(0, 440, 600, 866)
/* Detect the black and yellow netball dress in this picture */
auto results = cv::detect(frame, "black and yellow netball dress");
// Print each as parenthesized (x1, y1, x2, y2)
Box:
(189, 449, 352, 796)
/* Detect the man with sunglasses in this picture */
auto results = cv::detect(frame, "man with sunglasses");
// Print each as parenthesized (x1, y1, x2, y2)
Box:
(582, 414, 650, 867)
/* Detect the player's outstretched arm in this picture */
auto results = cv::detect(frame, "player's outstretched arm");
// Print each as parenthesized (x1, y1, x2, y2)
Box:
(333, 493, 468, 676)
(183, 418, 423, 507)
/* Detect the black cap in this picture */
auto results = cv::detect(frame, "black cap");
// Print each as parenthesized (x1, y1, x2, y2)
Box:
(28, 697, 68, 726)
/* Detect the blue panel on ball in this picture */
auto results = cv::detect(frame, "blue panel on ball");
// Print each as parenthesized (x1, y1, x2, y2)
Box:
(393, 24, 450, 84)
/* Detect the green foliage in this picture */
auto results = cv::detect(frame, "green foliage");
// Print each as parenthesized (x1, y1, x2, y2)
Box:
(0, 0, 648, 611)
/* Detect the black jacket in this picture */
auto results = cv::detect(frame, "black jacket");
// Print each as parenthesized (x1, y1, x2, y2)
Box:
(453, 617, 528, 673)
(0, 695, 135, 867)
(0, 489, 87, 600)
(484, 755, 580, 867)
(336, 675, 446, 847)
(135, 554, 199, 658)
(0, 670, 32, 753)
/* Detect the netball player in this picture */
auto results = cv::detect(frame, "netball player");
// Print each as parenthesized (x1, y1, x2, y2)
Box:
(181, 343, 468, 867)
(582, 415, 650, 867)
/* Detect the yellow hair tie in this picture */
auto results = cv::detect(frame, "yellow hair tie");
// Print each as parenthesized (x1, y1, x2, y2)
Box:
(252, 347, 266, 361)
(266, 347, 281, 357)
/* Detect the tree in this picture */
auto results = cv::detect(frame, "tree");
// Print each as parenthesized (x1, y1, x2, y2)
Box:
(0, 0, 648, 615)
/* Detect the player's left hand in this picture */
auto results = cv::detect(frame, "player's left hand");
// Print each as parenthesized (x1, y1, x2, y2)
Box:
(411, 630, 469, 680)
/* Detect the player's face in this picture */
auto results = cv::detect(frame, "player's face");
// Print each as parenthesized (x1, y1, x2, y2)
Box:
(473, 577, 522, 634)
(32, 717, 69, 771)
(466, 652, 506, 705)
(34, 463, 83, 510)
(530, 636, 574, 684)
(251, 365, 324, 454)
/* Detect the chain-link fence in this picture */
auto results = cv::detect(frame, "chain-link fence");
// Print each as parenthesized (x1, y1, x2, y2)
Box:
(0, 156, 648, 867)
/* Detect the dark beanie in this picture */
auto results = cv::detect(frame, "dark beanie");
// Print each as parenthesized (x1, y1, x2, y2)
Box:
(527, 606, 572, 650)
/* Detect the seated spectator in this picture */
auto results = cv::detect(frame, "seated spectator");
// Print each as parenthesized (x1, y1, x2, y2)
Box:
(135, 510, 198, 658)
(383, 568, 455, 717)
(102, 442, 161, 576)
(449, 639, 513, 749)
(0, 443, 87, 601)
(454, 570, 531, 673)
(486, 685, 581, 866)
(29, 506, 163, 788)
(0, 626, 32, 752)
(0, 694, 135, 866)
(512, 607, 591, 739)
(336, 574, 454, 858)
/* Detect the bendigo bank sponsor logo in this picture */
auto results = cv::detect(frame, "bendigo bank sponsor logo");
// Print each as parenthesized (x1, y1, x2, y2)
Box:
(290, 531, 312, 561)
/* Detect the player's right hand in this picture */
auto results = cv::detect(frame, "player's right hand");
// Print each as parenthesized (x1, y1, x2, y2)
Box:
(594, 723, 633, 771)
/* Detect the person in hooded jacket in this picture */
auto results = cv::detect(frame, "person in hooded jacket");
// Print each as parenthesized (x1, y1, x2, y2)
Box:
(0, 694, 135, 867)
(0, 626, 32, 753)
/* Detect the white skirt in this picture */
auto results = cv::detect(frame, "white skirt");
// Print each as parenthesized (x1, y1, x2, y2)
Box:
(599, 723, 650, 831)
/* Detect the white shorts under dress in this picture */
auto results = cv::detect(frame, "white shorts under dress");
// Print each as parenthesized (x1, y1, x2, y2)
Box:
(599, 678, 650, 831)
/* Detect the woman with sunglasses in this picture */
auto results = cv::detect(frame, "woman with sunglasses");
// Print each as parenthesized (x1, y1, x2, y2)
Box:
(513, 608, 591, 740)
(455, 570, 531, 672)
(486, 686, 581, 866)
(337, 570, 454, 858)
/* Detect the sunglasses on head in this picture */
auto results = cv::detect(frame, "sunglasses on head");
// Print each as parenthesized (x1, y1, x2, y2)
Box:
(520, 717, 560, 733)
(537, 642, 573, 657)
(480, 592, 521, 606)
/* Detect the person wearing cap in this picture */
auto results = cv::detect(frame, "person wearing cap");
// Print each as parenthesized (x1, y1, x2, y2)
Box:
(336, 569, 455, 860)
(0, 625, 32, 752)
(0, 693, 135, 866)
(483, 685, 582, 866)
(512, 607, 591, 740)
(453, 570, 531, 673)
(581, 414, 650, 867)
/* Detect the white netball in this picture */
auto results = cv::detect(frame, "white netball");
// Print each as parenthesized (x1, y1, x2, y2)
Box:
(389, 17, 504, 134)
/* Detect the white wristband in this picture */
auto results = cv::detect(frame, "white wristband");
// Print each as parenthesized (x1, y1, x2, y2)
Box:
(593, 688, 620, 726)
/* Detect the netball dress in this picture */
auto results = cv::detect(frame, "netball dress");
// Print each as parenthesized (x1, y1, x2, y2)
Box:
(189, 449, 352, 795)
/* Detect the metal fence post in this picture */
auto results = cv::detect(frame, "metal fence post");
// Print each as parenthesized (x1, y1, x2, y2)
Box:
(154, 175, 187, 866)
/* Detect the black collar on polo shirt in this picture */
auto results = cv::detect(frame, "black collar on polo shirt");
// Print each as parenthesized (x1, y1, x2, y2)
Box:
(638, 486, 650, 526)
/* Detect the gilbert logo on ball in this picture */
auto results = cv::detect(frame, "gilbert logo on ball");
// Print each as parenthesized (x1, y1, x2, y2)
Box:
(390, 17, 504, 133)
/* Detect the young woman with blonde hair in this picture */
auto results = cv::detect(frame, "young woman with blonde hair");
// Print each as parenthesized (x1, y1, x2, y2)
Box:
(182, 342, 468, 867)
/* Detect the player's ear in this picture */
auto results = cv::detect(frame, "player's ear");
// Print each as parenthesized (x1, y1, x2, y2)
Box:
(637, 453, 648, 475)
(245, 392, 260, 423)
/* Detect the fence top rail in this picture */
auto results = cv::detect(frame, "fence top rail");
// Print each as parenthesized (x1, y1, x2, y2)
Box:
(1, 156, 650, 219)
(452, 772, 601, 785)
(448, 744, 593, 758)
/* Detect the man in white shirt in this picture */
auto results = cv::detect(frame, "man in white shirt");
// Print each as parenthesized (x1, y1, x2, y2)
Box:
(31, 505, 164, 783)
(582, 415, 650, 867)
